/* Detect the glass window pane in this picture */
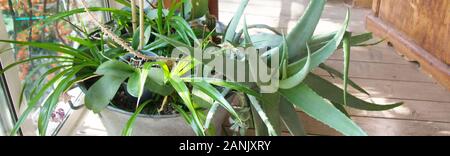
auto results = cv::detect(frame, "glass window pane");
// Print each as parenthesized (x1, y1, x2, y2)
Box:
(0, 71, 14, 136)
(0, 0, 109, 135)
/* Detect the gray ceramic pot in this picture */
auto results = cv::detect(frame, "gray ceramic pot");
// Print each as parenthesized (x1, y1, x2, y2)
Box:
(99, 105, 228, 136)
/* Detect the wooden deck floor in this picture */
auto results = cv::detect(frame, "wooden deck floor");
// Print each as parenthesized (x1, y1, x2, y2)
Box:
(219, 0, 450, 136)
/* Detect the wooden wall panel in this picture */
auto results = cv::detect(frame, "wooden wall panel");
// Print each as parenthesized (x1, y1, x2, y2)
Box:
(378, 0, 450, 65)
(345, 0, 373, 8)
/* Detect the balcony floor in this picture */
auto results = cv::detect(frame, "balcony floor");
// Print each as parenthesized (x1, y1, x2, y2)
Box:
(72, 0, 450, 136)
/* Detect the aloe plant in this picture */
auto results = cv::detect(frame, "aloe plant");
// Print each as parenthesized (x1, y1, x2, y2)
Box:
(216, 0, 402, 136)
(0, 0, 401, 136)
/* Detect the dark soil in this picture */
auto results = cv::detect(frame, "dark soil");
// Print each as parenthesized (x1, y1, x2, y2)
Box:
(79, 76, 179, 116)
(110, 85, 178, 115)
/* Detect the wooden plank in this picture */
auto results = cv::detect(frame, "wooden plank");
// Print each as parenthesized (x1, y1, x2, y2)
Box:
(321, 76, 450, 102)
(221, 0, 287, 8)
(366, 15, 450, 91)
(219, 2, 371, 33)
(305, 76, 450, 123)
(347, 98, 450, 123)
(353, 117, 450, 136)
(290, 94, 450, 123)
(226, 111, 450, 136)
(328, 43, 411, 65)
(315, 60, 434, 83)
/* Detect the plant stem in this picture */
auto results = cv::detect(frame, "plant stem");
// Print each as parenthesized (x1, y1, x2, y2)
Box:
(131, 0, 137, 32)
(158, 96, 169, 113)
(80, 0, 177, 62)
(139, 0, 145, 50)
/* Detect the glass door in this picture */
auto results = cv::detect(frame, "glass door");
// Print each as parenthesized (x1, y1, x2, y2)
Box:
(0, 63, 17, 136)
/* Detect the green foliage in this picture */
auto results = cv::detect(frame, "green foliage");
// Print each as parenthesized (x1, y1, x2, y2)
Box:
(0, 0, 401, 136)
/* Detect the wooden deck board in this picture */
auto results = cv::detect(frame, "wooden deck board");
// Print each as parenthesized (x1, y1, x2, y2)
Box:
(220, 0, 450, 136)
(328, 45, 412, 65)
(315, 60, 433, 83)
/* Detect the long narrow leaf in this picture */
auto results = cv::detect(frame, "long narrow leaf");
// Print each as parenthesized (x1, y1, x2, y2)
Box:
(305, 74, 402, 111)
(280, 83, 367, 136)
(286, 0, 326, 61)
(280, 98, 306, 136)
(287, 10, 351, 76)
(121, 100, 151, 136)
(190, 80, 242, 124)
(224, 0, 249, 42)
(342, 32, 352, 105)
(319, 63, 370, 95)
(247, 95, 278, 136)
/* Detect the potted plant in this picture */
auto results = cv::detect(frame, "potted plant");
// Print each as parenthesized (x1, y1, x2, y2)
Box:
(0, 0, 401, 136)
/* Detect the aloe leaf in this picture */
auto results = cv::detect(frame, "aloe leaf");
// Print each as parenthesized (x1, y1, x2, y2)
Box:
(250, 103, 267, 136)
(343, 32, 352, 105)
(242, 17, 253, 47)
(279, 43, 311, 89)
(306, 32, 374, 55)
(249, 33, 283, 49)
(203, 88, 230, 130)
(332, 101, 350, 117)
(224, 0, 249, 42)
(190, 80, 241, 123)
(305, 74, 403, 111)
(286, 0, 326, 61)
(280, 98, 306, 136)
(235, 24, 282, 43)
(204, 102, 220, 130)
(287, 10, 351, 76)
(182, 77, 261, 98)
(260, 93, 282, 135)
(319, 63, 370, 95)
(280, 83, 367, 136)
(121, 100, 151, 136)
(247, 95, 278, 136)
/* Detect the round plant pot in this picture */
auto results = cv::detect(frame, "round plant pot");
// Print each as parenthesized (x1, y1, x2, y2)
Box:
(99, 105, 228, 136)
